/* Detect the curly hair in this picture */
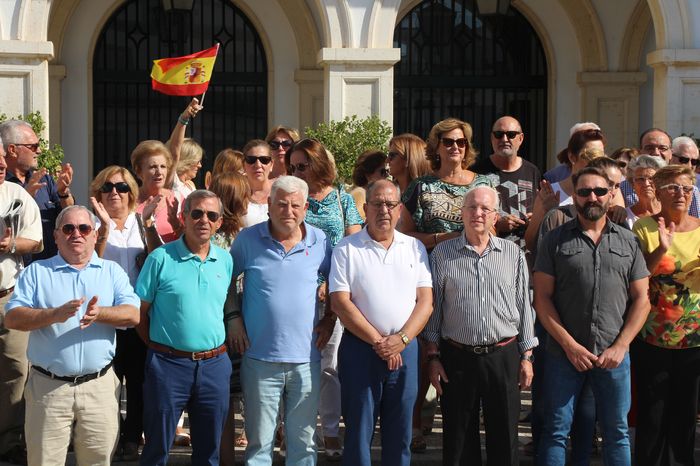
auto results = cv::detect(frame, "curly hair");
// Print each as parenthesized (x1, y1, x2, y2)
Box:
(426, 118, 478, 171)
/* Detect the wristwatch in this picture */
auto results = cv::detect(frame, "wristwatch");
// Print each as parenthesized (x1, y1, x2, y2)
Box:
(520, 353, 534, 362)
(398, 331, 410, 346)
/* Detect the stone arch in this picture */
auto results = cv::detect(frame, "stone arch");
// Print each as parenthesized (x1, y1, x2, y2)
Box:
(647, 0, 690, 50)
(619, 0, 652, 71)
(367, 0, 402, 48)
(307, 0, 351, 48)
(557, 0, 607, 71)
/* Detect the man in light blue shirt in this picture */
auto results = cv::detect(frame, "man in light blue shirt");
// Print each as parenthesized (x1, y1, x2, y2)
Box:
(135, 190, 233, 466)
(5, 205, 140, 466)
(229, 176, 335, 465)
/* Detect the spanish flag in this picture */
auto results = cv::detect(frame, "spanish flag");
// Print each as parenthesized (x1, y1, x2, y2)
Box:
(150, 44, 219, 96)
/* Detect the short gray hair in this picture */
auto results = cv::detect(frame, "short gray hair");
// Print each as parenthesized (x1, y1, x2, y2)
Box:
(626, 154, 667, 182)
(0, 120, 33, 149)
(271, 175, 309, 201)
(463, 185, 501, 211)
(672, 135, 699, 154)
(365, 179, 400, 201)
(55, 205, 98, 229)
(183, 190, 223, 215)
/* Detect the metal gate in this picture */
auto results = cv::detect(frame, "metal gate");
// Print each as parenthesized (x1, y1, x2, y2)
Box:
(393, 0, 548, 169)
(93, 0, 268, 180)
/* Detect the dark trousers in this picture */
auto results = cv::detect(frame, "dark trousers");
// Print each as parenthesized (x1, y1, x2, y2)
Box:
(631, 340, 700, 466)
(440, 339, 520, 466)
(338, 331, 418, 466)
(140, 349, 231, 466)
(113, 328, 147, 444)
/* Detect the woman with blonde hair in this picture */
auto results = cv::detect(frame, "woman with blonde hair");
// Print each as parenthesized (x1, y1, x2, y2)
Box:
(388, 133, 432, 193)
(167, 98, 204, 198)
(265, 125, 300, 180)
(205, 149, 244, 188)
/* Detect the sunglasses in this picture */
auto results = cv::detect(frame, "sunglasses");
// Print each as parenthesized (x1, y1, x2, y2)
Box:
(244, 155, 272, 165)
(659, 183, 694, 195)
(12, 142, 40, 152)
(441, 137, 467, 148)
(368, 200, 400, 211)
(492, 130, 521, 140)
(60, 224, 93, 236)
(290, 163, 310, 173)
(269, 140, 293, 150)
(190, 209, 221, 222)
(387, 151, 405, 161)
(99, 181, 130, 194)
(575, 187, 610, 197)
(673, 155, 700, 166)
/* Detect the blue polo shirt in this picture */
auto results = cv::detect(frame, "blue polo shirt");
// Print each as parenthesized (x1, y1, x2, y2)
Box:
(135, 236, 233, 352)
(231, 221, 331, 363)
(6, 252, 140, 376)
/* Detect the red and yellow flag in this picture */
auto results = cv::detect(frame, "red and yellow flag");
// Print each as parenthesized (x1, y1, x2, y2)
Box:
(150, 45, 219, 96)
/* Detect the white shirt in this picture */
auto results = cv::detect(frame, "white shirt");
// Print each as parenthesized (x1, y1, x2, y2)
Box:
(0, 181, 42, 290)
(243, 202, 268, 227)
(329, 228, 432, 335)
(98, 212, 145, 287)
(551, 181, 573, 206)
(173, 176, 195, 201)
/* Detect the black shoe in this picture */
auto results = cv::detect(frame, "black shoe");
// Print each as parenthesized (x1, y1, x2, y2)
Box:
(0, 445, 28, 465)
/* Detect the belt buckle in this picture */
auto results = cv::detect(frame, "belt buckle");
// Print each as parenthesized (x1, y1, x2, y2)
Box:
(72, 375, 83, 384)
(191, 351, 203, 361)
(473, 345, 488, 354)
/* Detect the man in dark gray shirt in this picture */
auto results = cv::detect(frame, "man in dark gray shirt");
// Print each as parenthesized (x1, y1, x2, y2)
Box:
(533, 166, 650, 466)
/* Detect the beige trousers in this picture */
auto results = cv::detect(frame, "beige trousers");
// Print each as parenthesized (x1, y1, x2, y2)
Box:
(25, 366, 120, 466)
(0, 293, 29, 454)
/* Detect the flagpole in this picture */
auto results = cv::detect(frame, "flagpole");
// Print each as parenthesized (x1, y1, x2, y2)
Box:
(198, 43, 219, 110)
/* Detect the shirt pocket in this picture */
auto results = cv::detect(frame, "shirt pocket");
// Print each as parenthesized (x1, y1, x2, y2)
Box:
(608, 244, 632, 279)
(556, 246, 586, 273)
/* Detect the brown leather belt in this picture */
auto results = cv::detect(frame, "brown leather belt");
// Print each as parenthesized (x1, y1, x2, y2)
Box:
(446, 335, 517, 355)
(0, 286, 14, 299)
(148, 342, 227, 360)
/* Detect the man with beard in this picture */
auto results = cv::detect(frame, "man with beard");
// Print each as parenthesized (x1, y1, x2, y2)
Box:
(533, 166, 650, 466)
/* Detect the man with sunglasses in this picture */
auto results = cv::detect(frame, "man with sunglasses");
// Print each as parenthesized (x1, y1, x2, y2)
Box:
(5, 205, 140, 465)
(0, 139, 43, 465)
(472, 116, 541, 248)
(134, 190, 233, 466)
(534, 167, 650, 465)
(0, 120, 74, 262)
(328, 179, 433, 466)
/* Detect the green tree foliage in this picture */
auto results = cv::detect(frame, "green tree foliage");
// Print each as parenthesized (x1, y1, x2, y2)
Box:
(305, 115, 392, 183)
(0, 111, 65, 175)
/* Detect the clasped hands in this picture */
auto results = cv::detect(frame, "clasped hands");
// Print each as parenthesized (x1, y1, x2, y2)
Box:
(373, 333, 405, 371)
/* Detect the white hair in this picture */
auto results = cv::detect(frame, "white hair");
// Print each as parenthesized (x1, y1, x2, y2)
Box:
(569, 122, 600, 136)
(671, 136, 699, 153)
(0, 120, 33, 148)
(270, 175, 309, 201)
(463, 185, 501, 211)
(55, 205, 98, 229)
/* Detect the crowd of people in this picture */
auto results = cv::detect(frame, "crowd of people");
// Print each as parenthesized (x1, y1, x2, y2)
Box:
(0, 97, 698, 466)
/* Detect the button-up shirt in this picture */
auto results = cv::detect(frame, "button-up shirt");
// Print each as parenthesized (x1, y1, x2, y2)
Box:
(6, 252, 140, 376)
(534, 218, 649, 356)
(423, 234, 538, 353)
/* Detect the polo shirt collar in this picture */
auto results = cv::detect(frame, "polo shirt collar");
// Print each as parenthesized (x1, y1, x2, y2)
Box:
(174, 235, 220, 261)
(261, 220, 321, 248)
(52, 251, 104, 271)
(359, 226, 406, 246)
(459, 233, 502, 252)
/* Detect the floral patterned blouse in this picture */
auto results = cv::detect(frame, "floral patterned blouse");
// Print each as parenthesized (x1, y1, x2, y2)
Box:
(402, 174, 495, 233)
(633, 216, 700, 349)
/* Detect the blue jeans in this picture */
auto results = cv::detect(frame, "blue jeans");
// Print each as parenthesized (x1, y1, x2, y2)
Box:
(338, 331, 418, 466)
(537, 351, 631, 466)
(140, 349, 231, 466)
(241, 356, 320, 466)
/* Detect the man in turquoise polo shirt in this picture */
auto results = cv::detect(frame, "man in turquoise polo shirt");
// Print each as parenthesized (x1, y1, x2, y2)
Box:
(135, 190, 233, 466)
(229, 175, 335, 465)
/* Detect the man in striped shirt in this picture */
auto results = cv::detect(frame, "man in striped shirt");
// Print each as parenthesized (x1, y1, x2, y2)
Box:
(424, 185, 538, 466)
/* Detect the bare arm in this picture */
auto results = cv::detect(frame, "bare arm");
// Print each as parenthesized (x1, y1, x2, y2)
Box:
(78, 296, 139, 329)
(397, 209, 459, 250)
(5, 299, 84, 331)
(165, 98, 202, 188)
(525, 180, 559, 253)
(331, 291, 383, 345)
(344, 224, 361, 236)
(135, 301, 151, 345)
(374, 287, 433, 360)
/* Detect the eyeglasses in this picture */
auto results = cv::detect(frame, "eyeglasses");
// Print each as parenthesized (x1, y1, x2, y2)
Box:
(492, 130, 521, 140)
(244, 155, 272, 165)
(634, 176, 653, 184)
(290, 163, 310, 173)
(658, 183, 694, 195)
(368, 200, 400, 211)
(387, 151, 405, 161)
(99, 181, 130, 194)
(673, 154, 700, 166)
(441, 137, 467, 148)
(269, 140, 293, 150)
(465, 205, 496, 215)
(12, 142, 40, 152)
(642, 144, 671, 154)
(190, 209, 221, 222)
(60, 224, 93, 236)
(575, 187, 610, 197)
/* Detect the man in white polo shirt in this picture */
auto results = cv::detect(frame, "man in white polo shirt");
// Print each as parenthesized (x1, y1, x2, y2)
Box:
(329, 179, 433, 466)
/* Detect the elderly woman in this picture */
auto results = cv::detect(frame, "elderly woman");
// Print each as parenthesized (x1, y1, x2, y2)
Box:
(349, 150, 388, 220)
(388, 133, 433, 194)
(624, 155, 666, 228)
(288, 138, 363, 458)
(88, 166, 162, 461)
(631, 165, 700, 465)
(172, 139, 203, 199)
(266, 125, 300, 180)
(400, 118, 492, 250)
(241, 139, 273, 227)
